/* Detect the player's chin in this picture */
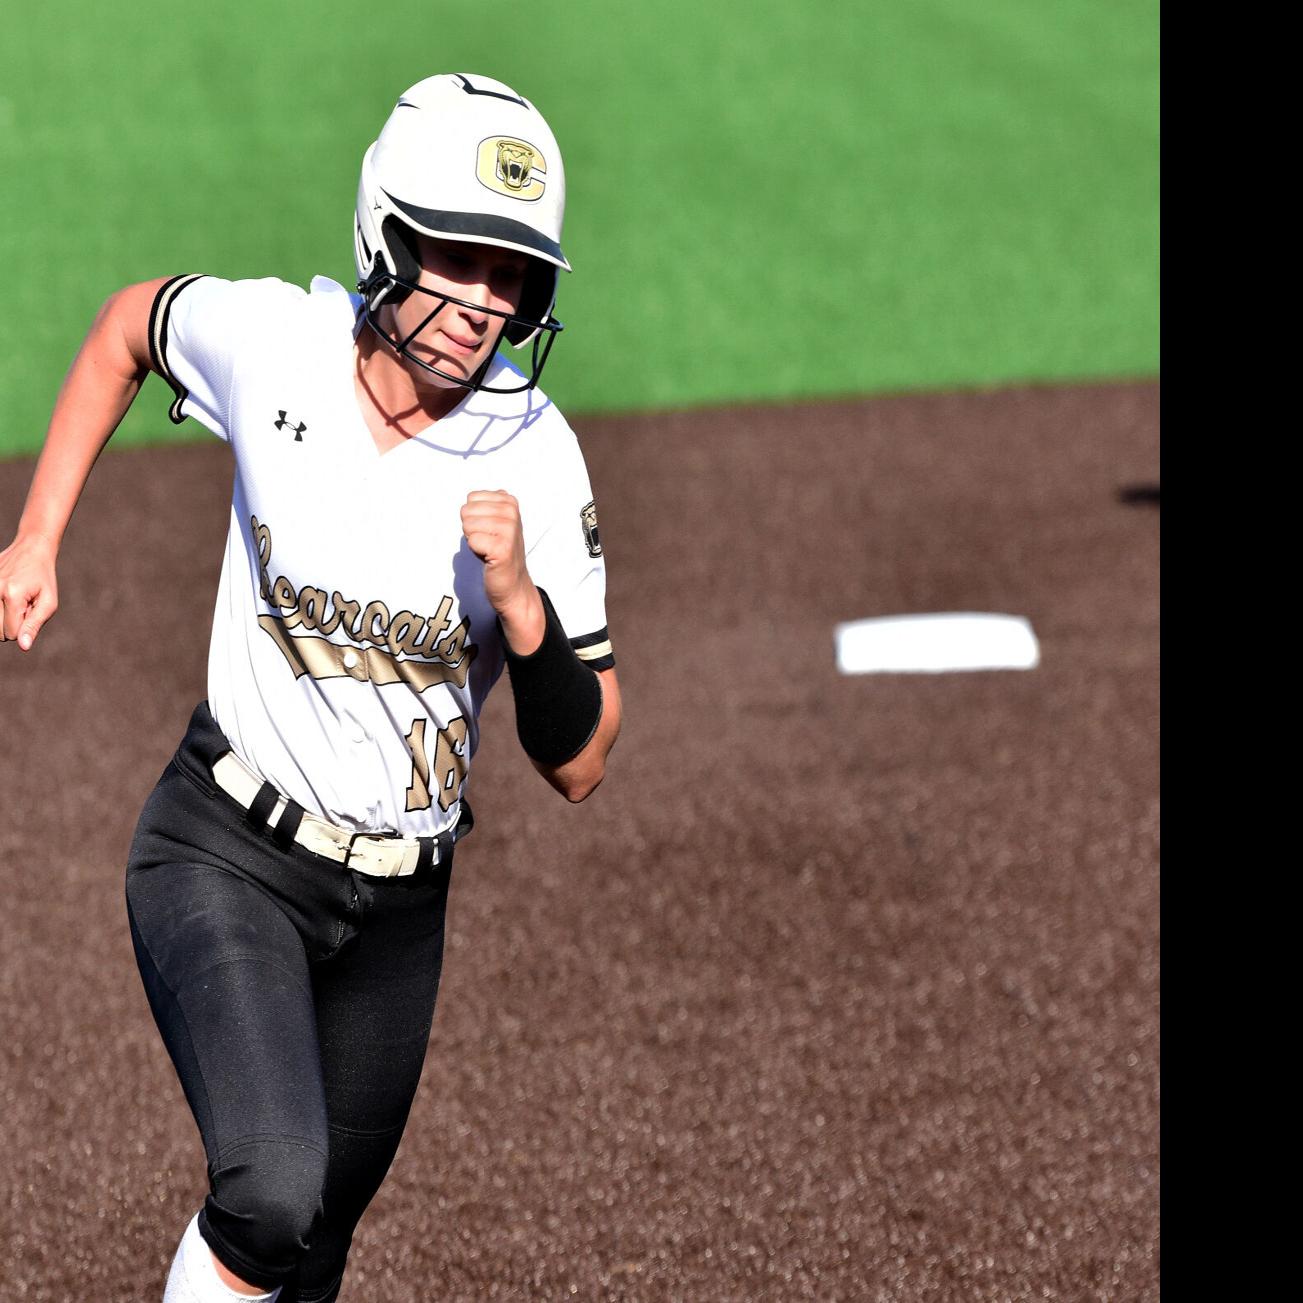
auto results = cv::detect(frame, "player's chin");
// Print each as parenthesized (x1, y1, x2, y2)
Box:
(406, 347, 485, 390)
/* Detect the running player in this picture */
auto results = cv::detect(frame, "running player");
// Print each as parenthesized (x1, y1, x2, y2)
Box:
(0, 72, 619, 1302)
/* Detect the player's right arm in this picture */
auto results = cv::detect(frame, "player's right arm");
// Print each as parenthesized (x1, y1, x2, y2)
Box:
(0, 277, 173, 650)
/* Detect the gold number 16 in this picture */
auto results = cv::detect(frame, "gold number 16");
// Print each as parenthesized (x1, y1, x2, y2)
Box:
(405, 716, 469, 813)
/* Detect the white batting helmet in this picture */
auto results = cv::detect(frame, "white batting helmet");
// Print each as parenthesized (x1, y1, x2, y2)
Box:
(354, 73, 570, 392)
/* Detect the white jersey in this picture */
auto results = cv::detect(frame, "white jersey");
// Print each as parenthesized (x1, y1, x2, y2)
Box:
(149, 273, 614, 836)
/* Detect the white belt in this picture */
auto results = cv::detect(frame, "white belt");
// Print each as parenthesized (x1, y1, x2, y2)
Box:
(211, 751, 438, 878)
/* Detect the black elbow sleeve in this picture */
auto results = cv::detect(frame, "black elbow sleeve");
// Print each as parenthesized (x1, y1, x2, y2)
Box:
(501, 588, 603, 766)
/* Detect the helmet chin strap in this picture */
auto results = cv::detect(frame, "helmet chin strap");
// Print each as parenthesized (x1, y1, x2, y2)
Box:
(357, 269, 561, 395)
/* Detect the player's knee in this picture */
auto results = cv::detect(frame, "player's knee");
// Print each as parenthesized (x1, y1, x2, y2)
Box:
(207, 1138, 329, 1279)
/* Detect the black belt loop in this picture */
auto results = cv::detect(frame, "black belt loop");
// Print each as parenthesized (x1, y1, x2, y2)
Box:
(272, 799, 305, 852)
(401, 835, 437, 890)
(415, 837, 437, 878)
(246, 782, 280, 832)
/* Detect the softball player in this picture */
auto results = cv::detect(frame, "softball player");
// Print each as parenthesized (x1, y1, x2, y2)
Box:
(0, 73, 619, 1301)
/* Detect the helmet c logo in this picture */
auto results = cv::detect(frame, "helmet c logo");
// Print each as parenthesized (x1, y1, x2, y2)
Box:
(476, 136, 547, 201)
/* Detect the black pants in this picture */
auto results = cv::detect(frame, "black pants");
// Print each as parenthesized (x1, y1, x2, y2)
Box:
(126, 703, 460, 1301)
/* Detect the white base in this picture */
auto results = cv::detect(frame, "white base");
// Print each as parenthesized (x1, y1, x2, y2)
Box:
(835, 613, 1040, 674)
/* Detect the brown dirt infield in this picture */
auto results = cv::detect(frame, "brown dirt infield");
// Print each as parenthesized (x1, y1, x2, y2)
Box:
(0, 380, 1158, 1301)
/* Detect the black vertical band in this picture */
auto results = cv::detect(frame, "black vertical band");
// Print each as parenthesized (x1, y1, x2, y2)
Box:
(246, 782, 280, 831)
(272, 799, 304, 851)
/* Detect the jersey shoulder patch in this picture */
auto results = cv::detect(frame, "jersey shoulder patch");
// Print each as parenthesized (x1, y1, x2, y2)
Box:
(580, 499, 602, 557)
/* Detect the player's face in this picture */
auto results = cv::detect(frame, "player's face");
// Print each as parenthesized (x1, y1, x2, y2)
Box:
(388, 236, 530, 389)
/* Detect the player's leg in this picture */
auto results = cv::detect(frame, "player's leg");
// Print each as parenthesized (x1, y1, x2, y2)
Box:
(293, 863, 456, 1303)
(125, 746, 356, 1298)
(126, 850, 329, 1297)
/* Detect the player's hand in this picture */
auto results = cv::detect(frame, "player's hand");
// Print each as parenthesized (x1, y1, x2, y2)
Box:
(0, 533, 59, 651)
(460, 490, 545, 652)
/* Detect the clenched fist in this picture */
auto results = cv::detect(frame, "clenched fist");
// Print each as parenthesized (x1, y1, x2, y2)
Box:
(460, 490, 545, 654)
(0, 533, 59, 651)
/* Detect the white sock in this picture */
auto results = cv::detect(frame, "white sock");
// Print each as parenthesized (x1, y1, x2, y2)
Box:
(163, 1212, 282, 1302)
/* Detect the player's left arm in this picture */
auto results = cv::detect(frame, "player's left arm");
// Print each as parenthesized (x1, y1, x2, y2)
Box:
(526, 663, 620, 800)
(461, 489, 620, 802)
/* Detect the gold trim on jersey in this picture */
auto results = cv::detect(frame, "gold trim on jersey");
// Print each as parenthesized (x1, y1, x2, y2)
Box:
(257, 618, 476, 691)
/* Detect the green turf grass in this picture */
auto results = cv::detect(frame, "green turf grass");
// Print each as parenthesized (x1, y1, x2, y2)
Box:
(0, 0, 1157, 456)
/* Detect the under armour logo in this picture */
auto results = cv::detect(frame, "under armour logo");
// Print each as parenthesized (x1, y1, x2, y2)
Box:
(274, 411, 307, 441)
